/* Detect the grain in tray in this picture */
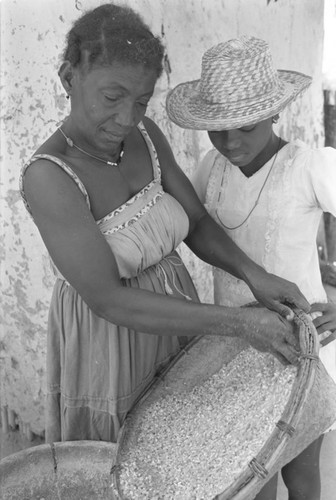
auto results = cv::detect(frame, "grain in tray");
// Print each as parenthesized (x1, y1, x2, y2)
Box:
(118, 347, 296, 499)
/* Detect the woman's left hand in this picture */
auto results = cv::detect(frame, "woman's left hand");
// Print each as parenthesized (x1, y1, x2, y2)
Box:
(239, 306, 301, 366)
(247, 268, 311, 320)
(310, 302, 336, 334)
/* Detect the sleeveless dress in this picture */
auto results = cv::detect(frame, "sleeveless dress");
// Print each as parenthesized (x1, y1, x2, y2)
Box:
(20, 122, 199, 442)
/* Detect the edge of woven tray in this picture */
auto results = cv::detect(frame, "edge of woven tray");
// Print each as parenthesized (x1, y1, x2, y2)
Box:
(111, 310, 335, 500)
(111, 335, 202, 499)
(215, 309, 334, 500)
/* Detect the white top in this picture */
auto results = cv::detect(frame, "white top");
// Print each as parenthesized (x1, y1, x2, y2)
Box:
(193, 140, 336, 306)
(192, 140, 336, 390)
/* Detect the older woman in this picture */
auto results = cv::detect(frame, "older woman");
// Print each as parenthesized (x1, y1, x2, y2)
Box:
(20, 3, 308, 443)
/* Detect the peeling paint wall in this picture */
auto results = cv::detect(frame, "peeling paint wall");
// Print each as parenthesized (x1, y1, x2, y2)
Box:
(0, 0, 325, 435)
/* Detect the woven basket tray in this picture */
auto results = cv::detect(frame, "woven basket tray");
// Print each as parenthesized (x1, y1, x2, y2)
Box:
(112, 310, 336, 499)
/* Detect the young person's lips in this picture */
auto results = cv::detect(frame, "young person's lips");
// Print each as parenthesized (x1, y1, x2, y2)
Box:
(226, 153, 246, 163)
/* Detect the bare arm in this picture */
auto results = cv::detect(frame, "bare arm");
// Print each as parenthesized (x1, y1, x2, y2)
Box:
(144, 117, 310, 318)
(22, 155, 299, 364)
(21, 158, 241, 337)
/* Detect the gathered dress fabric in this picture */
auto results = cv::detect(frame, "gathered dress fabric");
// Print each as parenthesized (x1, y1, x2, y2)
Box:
(192, 140, 336, 431)
(20, 122, 198, 443)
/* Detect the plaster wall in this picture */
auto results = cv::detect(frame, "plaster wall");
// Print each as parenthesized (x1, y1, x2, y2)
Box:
(0, 0, 325, 434)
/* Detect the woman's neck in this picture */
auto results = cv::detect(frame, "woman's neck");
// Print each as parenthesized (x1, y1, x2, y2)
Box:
(61, 116, 124, 164)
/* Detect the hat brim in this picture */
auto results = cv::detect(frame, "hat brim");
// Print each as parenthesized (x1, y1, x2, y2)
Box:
(166, 70, 312, 130)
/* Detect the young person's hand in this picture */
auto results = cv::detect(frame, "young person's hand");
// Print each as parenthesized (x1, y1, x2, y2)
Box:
(310, 302, 336, 334)
(319, 261, 336, 287)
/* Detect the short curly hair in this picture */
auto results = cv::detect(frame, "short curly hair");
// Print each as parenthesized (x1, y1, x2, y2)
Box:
(62, 3, 164, 77)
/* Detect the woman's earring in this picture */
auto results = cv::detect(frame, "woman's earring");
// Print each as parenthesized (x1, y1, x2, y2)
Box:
(66, 95, 70, 100)
(272, 114, 279, 124)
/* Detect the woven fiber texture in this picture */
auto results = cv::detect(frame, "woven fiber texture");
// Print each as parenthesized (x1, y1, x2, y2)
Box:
(112, 310, 336, 499)
(166, 36, 312, 130)
(216, 310, 336, 499)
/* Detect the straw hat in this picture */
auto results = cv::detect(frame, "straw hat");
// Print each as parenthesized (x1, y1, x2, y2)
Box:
(166, 36, 312, 131)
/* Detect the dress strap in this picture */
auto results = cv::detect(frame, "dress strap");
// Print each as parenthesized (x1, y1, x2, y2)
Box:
(20, 123, 157, 218)
(20, 154, 91, 216)
(137, 121, 162, 181)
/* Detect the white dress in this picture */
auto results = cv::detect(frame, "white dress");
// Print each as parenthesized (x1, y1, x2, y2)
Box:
(192, 140, 336, 429)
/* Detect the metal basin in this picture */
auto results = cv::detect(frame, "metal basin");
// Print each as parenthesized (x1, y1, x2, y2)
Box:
(0, 440, 118, 499)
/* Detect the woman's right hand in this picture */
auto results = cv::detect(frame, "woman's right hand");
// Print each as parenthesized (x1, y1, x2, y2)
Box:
(238, 307, 301, 366)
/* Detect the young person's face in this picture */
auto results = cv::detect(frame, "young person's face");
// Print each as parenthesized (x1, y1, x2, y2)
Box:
(208, 118, 274, 169)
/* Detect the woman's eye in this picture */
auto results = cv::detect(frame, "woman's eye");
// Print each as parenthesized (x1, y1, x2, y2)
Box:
(104, 95, 119, 102)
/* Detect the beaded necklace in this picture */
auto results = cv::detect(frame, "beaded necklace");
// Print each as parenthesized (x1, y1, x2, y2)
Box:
(58, 127, 124, 167)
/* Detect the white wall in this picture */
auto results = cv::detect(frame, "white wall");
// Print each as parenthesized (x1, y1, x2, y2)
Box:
(0, 0, 325, 435)
(323, 0, 336, 89)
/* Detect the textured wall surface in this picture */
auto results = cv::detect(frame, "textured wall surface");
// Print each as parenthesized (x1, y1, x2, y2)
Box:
(0, 0, 325, 435)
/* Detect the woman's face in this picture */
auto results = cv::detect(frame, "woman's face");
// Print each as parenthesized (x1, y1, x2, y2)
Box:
(68, 62, 158, 153)
(208, 118, 275, 170)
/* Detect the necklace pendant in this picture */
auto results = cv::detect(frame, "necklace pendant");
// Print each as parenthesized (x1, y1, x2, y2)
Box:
(58, 127, 125, 167)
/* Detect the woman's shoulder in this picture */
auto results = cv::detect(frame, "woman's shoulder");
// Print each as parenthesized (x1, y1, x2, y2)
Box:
(141, 117, 164, 141)
(22, 148, 86, 193)
(22, 128, 71, 178)
(21, 152, 90, 217)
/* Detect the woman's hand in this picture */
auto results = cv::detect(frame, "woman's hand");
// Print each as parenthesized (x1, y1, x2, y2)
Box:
(310, 302, 336, 334)
(239, 307, 301, 366)
(246, 268, 310, 320)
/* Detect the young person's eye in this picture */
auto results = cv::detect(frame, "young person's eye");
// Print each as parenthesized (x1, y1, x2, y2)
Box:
(137, 100, 149, 108)
(239, 124, 256, 132)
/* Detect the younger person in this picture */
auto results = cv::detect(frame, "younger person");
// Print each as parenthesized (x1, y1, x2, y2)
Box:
(167, 36, 336, 500)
